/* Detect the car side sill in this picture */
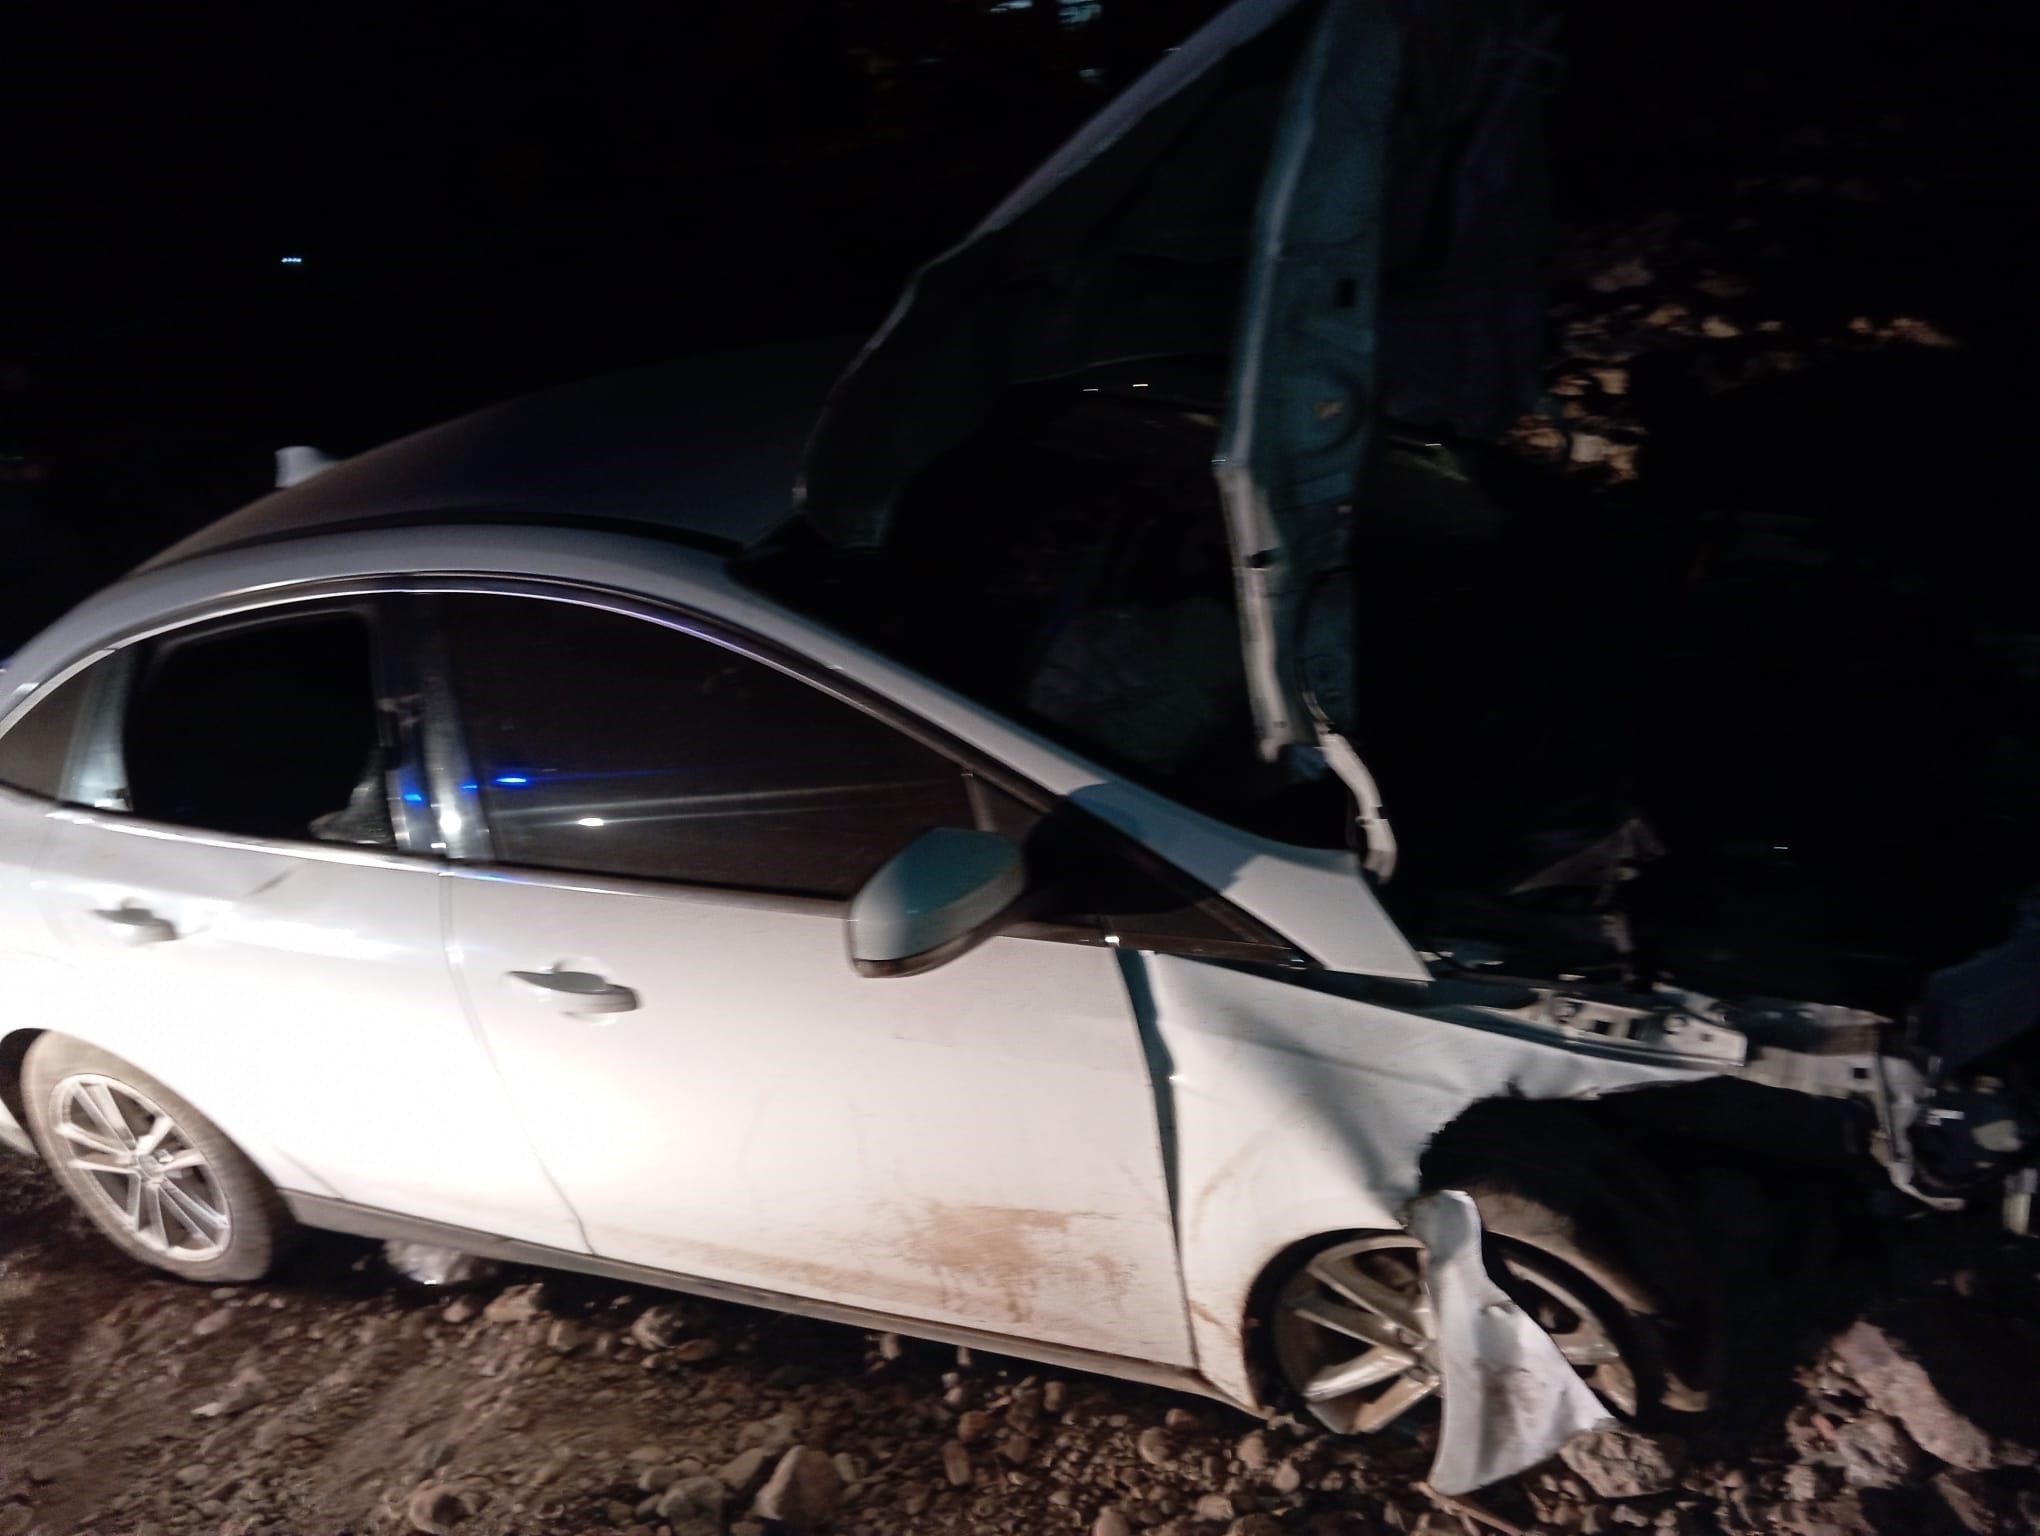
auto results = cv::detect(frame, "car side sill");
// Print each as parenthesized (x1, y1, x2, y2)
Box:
(282, 1192, 1234, 1407)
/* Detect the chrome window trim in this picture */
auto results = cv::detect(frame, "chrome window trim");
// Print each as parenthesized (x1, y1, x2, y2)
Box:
(14, 568, 1306, 964)
(404, 576, 1305, 964)
(44, 804, 448, 876)
(17, 585, 435, 860)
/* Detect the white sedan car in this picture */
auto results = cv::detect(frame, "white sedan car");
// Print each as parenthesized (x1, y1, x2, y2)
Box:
(1, 0, 2022, 1497)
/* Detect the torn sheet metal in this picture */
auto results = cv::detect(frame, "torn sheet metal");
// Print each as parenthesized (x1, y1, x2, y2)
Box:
(1409, 1190, 1613, 1495)
(799, 0, 1557, 796)
(1138, 952, 1730, 1410)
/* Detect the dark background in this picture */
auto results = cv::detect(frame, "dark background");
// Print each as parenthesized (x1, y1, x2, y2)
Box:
(3, 0, 2034, 648)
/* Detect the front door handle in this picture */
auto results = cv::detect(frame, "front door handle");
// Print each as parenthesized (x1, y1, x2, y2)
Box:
(506, 967, 639, 1015)
(91, 904, 178, 945)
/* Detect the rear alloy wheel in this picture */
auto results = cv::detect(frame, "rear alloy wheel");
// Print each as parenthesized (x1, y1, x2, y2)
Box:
(1269, 1229, 1645, 1435)
(23, 1037, 295, 1283)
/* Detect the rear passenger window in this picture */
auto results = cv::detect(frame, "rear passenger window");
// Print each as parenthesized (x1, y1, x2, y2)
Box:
(0, 664, 97, 799)
(124, 613, 395, 848)
(439, 595, 977, 897)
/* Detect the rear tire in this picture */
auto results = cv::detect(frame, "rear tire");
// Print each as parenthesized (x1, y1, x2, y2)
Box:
(23, 1036, 296, 1283)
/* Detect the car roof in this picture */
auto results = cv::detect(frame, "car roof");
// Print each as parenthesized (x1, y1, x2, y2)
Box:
(137, 337, 855, 572)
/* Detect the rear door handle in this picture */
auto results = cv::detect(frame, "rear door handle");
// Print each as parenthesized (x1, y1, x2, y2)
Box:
(91, 905, 178, 945)
(506, 967, 639, 1015)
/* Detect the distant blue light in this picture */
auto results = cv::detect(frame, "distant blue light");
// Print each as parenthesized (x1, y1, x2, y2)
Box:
(460, 781, 478, 792)
(403, 791, 426, 804)
(279, 254, 304, 265)
(493, 775, 530, 786)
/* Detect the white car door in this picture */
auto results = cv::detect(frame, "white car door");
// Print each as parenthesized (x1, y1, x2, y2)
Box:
(433, 588, 1213, 1366)
(0, 666, 83, 1154)
(17, 599, 584, 1250)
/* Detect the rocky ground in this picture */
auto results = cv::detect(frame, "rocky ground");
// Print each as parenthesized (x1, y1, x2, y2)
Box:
(5, 1133, 2040, 1536)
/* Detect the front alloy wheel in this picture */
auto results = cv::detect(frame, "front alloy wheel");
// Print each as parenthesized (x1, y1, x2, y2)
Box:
(1270, 1230, 1642, 1436)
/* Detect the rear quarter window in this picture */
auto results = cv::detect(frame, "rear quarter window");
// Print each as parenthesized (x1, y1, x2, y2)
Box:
(0, 666, 96, 799)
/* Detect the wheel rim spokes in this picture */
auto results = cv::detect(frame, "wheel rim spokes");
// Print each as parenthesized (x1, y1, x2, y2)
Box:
(52, 1075, 230, 1262)
(1552, 1326, 1622, 1366)
(1498, 1255, 1637, 1412)
(1279, 1239, 1440, 1434)
(159, 1172, 228, 1239)
(1277, 1235, 1637, 1437)
(76, 1081, 136, 1147)
(1352, 1371, 1441, 1433)
(56, 1119, 131, 1162)
(1302, 1343, 1421, 1400)
(1307, 1252, 1434, 1339)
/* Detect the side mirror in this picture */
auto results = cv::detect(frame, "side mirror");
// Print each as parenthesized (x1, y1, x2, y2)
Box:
(848, 827, 1026, 978)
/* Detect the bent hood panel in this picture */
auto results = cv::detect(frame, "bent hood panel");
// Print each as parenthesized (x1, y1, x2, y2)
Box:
(799, 0, 1320, 547)
(798, 0, 1556, 797)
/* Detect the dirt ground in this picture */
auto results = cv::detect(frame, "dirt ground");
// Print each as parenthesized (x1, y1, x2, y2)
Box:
(5, 1135, 2040, 1536)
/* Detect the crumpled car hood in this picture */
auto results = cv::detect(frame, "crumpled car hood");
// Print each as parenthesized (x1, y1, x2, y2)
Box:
(797, 0, 1558, 874)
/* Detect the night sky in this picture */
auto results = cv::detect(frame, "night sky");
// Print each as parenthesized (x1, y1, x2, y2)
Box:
(4, 1, 2034, 645)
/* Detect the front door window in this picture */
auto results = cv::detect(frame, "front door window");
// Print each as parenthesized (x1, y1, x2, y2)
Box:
(437, 594, 977, 894)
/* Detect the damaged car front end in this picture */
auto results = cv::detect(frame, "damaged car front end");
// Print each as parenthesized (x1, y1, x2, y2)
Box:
(1, 0, 2031, 1507)
(754, 0, 2040, 1488)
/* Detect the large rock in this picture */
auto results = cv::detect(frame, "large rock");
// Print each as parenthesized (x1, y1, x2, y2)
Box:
(1136, 1426, 1173, 1467)
(1827, 1412, 1922, 1490)
(1831, 1320, 1996, 1471)
(736, 1409, 802, 1458)
(655, 1475, 728, 1525)
(749, 1446, 843, 1533)
(192, 1366, 272, 1419)
(715, 1447, 771, 1495)
(942, 1440, 973, 1487)
(1235, 1430, 1271, 1472)
(629, 1303, 687, 1350)
(544, 1318, 589, 1355)
(404, 1482, 474, 1535)
(1931, 1471, 2002, 1536)
(481, 1285, 545, 1326)
(1557, 1427, 1686, 1499)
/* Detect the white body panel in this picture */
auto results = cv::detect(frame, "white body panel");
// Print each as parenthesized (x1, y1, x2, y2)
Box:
(0, 523, 1729, 1482)
(0, 786, 55, 1153)
(448, 864, 1194, 1366)
(1138, 954, 1724, 1407)
(29, 809, 584, 1249)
